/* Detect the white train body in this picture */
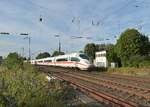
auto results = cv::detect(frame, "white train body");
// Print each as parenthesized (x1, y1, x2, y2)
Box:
(31, 53, 93, 70)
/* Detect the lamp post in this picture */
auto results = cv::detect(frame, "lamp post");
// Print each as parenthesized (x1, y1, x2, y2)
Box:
(21, 33, 31, 60)
(21, 47, 24, 57)
(54, 35, 61, 53)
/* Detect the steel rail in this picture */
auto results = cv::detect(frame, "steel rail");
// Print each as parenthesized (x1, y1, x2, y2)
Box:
(69, 72, 150, 95)
(57, 72, 150, 100)
(37, 66, 149, 107)
(54, 74, 140, 107)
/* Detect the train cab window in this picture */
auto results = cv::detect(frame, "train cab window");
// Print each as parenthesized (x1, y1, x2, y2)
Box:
(44, 60, 52, 62)
(56, 58, 68, 62)
(71, 57, 80, 62)
(79, 54, 89, 60)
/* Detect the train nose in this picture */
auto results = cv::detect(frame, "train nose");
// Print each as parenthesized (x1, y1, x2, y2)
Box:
(88, 64, 94, 70)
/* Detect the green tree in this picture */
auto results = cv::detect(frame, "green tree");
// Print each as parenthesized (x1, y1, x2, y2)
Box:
(139, 35, 150, 55)
(84, 43, 96, 61)
(116, 28, 150, 66)
(106, 44, 121, 67)
(3, 52, 23, 70)
(36, 52, 51, 59)
(52, 51, 65, 57)
(96, 44, 107, 51)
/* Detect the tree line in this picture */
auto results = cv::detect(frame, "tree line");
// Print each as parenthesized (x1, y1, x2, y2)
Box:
(84, 28, 150, 67)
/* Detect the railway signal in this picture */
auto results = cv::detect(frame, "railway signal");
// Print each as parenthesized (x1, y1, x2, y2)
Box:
(40, 18, 42, 22)
(39, 15, 43, 22)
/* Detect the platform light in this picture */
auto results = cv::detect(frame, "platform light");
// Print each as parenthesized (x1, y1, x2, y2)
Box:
(0, 32, 10, 35)
(71, 36, 84, 39)
(54, 35, 61, 53)
(106, 39, 110, 40)
(20, 33, 29, 36)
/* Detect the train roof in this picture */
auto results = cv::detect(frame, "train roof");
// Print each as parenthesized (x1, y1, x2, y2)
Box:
(51, 53, 81, 58)
(32, 53, 85, 61)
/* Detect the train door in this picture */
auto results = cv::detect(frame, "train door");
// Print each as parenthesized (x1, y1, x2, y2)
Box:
(54, 58, 56, 66)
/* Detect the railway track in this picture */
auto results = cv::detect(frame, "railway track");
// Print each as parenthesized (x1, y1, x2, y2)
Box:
(96, 73, 150, 84)
(76, 71, 150, 89)
(64, 72, 150, 99)
(55, 74, 138, 107)
(37, 66, 150, 107)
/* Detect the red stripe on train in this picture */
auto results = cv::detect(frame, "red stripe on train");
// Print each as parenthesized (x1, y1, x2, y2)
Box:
(37, 61, 88, 67)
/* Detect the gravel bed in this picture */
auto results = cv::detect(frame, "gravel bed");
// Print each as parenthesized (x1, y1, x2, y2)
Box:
(37, 66, 150, 106)
(60, 73, 150, 106)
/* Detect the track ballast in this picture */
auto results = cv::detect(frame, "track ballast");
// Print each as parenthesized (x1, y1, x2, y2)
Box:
(37, 66, 150, 107)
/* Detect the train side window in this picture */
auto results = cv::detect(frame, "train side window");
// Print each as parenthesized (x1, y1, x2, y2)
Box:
(44, 60, 52, 62)
(56, 58, 68, 62)
(38, 61, 43, 63)
(71, 57, 80, 62)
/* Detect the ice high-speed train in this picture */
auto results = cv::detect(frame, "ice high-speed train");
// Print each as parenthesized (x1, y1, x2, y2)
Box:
(30, 53, 93, 70)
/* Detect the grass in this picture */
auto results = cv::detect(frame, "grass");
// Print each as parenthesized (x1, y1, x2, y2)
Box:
(107, 67, 150, 77)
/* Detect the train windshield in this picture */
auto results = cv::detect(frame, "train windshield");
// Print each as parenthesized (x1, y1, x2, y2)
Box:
(79, 54, 89, 60)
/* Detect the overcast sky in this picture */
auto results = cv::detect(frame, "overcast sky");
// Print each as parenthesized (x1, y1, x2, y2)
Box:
(0, 0, 150, 58)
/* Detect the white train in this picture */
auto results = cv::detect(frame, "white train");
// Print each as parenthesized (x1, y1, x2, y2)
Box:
(30, 53, 93, 70)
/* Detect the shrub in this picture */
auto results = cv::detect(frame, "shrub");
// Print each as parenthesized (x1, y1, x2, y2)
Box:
(128, 55, 150, 67)
(3, 52, 23, 70)
(139, 60, 150, 67)
(0, 63, 75, 107)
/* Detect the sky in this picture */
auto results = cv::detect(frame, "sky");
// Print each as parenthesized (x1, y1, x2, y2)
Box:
(0, 0, 150, 58)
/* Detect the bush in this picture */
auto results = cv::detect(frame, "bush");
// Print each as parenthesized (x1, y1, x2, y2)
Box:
(3, 52, 23, 70)
(0, 63, 71, 107)
(0, 56, 76, 107)
(139, 60, 150, 67)
(127, 55, 150, 67)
